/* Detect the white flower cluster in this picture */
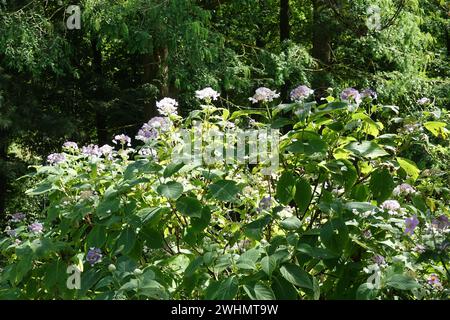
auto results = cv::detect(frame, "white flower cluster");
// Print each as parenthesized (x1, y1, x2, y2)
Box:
(290, 85, 314, 102)
(278, 206, 294, 219)
(156, 97, 178, 116)
(195, 87, 220, 101)
(249, 87, 280, 104)
(417, 97, 430, 105)
(380, 200, 402, 215)
(393, 183, 417, 196)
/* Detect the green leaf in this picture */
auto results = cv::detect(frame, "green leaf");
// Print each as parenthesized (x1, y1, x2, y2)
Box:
(86, 225, 107, 248)
(237, 248, 261, 270)
(229, 109, 266, 120)
(96, 198, 120, 219)
(271, 276, 298, 300)
(176, 196, 203, 218)
(206, 276, 239, 300)
(424, 121, 448, 139)
(184, 257, 203, 277)
(157, 181, 183, 199)
(163, 162, 185, 178)
(326, 159, 357, 192)
(296, 243, 339, 259)
(190, 206, 211, 233)
(344, 141, 388, 159)
(285, 137, 327, 158)
(315, 101, 348, 114)
(280, 264, 313, 289)
(276, 172, 296, 205)
(136, 207, 168, 227)
(208, 180, 240, 202)
(244, 283, 276, 300)
(123, 160, 161, 180)
(141, 227, 164, 249)
(385, 274, 421, 291)
(244, 215, 271, 240)
(356, 283, 379, 300)
(137, 272, 168, 299)
(370, 168, 395, 202)
(320, 218, 349, 254)
(344, 202, 377, 213)
(261, 256, 276, 277)
(294, 178, 312, 213)
(396, 157, 420, 181)
(280, 216, 301, 230)
(116, 228, 137, 255)
(25, 182, 54, 196)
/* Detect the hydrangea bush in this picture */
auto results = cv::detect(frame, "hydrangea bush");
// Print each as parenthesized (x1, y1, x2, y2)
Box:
(0, 87, 449, 300)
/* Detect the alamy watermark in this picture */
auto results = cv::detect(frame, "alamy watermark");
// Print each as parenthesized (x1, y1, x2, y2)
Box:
(66, 5, 81, 30)
(366, 5, 382, 31)
(66, 265, 81, 290)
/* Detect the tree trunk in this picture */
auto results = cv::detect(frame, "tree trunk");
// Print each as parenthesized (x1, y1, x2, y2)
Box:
(280, 0, 290, 42)
(0, 131, 8, 215)
(311, 0, 332, 100)
(91, 39, 108, 145)
(142, 46, 170, 119)
(280, 0, 290, 101)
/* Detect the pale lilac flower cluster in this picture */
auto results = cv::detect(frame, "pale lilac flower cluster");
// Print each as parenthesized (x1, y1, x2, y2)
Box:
(47, 153, 66, 165)
(413, 244, 426, 253)
(5, 226, 17, 237)
(99, 144, 114, 159)
(10, 212, 26, 223)
(249, 87, 280, 104)
(257, 196, 272, 212)
(113, 134, 131, 147)
(62, 141, 78, 150)
(82, 144, 102, 158)
(432, 215, 449, 230)
(372, 254, 386, 266)
(290, 85, 314, 102)
(361, 88, 377, 100)
(362, 229, 372, 239)
(86, 247, 102, 266)
(136, 123, 158, 143)
(156, 97, 178, 116)
(404, 215, 419, 235)
(340, 88, 362, 105)
(148, 117, 170, 131)
(28, 222, 43, 234)
(195, 87, 220, 101)
(380, 200, 402, 214)
(136, 117, 170, 143)
(393, 183, 417, 196)
(417, 97, 430, 105)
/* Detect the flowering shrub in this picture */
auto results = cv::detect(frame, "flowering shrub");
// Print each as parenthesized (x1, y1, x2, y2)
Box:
(0, 87, 449, 300)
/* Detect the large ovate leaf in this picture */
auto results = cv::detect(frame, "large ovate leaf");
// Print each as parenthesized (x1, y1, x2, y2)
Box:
(370, 168, 395, 202)
(344, 141, 388, 159)
(176, 196, 203, 218)
(320, 218, 349, 254)
(276, 171, 296, 205)
(280, 264, 313, 289)
(205, 276, 239, 300)
(396, 157, 420, 181)
(157, 181, 183, 199)
(207, 180, 241, 202)
(294, 177, 312, 213)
